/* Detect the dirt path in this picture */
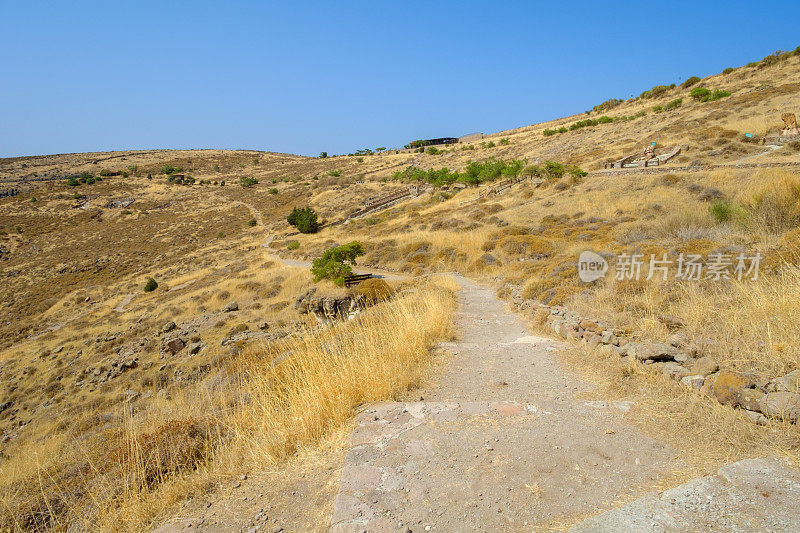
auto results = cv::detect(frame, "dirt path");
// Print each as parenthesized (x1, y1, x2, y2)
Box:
(329, 276, 678, 532)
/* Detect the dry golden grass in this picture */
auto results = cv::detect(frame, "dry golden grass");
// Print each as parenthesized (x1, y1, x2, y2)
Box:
(0, 276, 456, 531)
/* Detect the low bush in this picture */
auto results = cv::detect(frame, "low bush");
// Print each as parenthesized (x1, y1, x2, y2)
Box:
(690, 87, 711, 100)
(328, 169, 342, 177)
(239, 176, 258, 187)
(143, 278, 158, 292)
(286, 240, 300, 250)
(664, 98, 683, 110)
(703, 89, 731, 102)
(499, 137, 510, 145)
(269, 188, 278, 195)
(708, 199, 740, 223)
(640, 84, 672, 99)
(287, 207, 319, 233)
(248, 218, 257, 227)
(681, 76, 701, 89)
(543, 128, 557, 136)
(722, 67, 736, 74)
(592, 98, 623, 113)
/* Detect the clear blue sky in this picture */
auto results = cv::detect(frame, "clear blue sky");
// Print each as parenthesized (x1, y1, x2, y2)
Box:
(1, 1, 798, 158)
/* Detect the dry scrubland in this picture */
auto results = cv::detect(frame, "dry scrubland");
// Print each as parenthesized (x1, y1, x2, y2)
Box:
(1, 48, 800, 530)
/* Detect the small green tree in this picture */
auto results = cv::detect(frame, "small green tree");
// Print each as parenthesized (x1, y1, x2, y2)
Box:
(319, 152, 328, 158)
(311, 241, 365, 285)
(501, 159, 525, 180)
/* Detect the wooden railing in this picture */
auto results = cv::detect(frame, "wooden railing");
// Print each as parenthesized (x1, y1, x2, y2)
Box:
(344, 273, 373, 287)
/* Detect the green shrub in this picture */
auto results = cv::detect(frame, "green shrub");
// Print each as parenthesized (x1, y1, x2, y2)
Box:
(640, 85, 671, 99)
(160, 165, 181, 175)
(248, 218, 257, 227)
(425, 146, 440, 155)
(568, 166, 588, 179)
(598, 116, 614, 124)
(311, 241, 364, 286)
(30, 197, 36, 203)
(543, 161, 565, 179)
(287, 240, 300, 250)
(592, 98, 623, 113)
(269, 188, 278, 195)
(499, 138, 510, 145)
(681, 76, 701, 89)
(143, 278, 158, 292)
(486, 140, 496, 148)
(703, 89, 731, 102)
(217, 231, 226, 238)
(722, 67, 735, 75)
(569, 118, 599, 130)
(543, 128, 557, 136)
(319, 152, 328, 158)
(709, 199, 738, 223)
(328, 169, 342, 177)
(557, 126, 568, 133)
(664, 98, 683, 111)
(67, 177, 80, 186)
(653, 105, 663, 113)
(690, 87, 711, 100)
(287, 207, 319, 233)
(239, 176, 258, 187)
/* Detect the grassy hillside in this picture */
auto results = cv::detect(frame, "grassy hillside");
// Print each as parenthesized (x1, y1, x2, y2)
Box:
(1, 47, 799, 530)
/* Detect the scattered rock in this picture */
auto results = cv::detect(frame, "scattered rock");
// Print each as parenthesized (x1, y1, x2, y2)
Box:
(690, 356, 719, 377)
(759, 392, 800, 422)
(222, 301, 239, 312)
(162, 321, 176, 333)
(188, 342, 204, 356)
(772, 370, 800, 393)
(680, 375, 705, 390)
(166, 339, 185, 355)
(659, 315, 686, 330)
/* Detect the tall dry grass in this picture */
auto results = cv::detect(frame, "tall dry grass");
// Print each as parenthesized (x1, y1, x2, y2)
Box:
(573, 265, 800, 378)
(0, 279, 456, 532)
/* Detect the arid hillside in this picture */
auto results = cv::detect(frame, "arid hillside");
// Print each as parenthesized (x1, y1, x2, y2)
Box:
(1, 47, 800, 531)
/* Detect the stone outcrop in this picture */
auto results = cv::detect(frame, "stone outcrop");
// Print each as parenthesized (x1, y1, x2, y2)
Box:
(294, 288, 367, 322)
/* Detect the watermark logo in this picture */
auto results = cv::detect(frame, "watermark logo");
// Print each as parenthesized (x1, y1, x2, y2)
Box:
(578, 251, 608, 282)
(577, 251, 763, 282)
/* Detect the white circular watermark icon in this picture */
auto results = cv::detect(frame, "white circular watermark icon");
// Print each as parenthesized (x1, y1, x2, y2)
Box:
(578, 251, 608, 282)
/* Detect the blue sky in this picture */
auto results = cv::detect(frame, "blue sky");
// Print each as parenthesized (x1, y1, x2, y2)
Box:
(1, 1, 798, 158)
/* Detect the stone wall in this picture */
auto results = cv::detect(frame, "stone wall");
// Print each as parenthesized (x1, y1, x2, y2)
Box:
(512, 299, 799, 425)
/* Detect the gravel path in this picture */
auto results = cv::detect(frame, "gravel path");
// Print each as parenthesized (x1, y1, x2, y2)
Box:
(330, 276, 677, 532)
